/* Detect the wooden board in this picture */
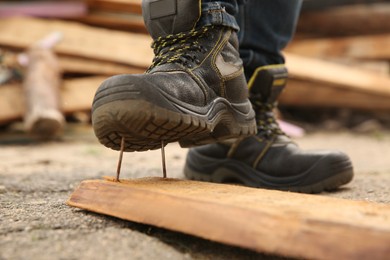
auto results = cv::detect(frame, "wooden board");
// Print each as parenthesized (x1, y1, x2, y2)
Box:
(286, 34, 390, 60)
(0, 17, 153, 68)
(67, 177, 390, 260)
(0, 77, 106, 125)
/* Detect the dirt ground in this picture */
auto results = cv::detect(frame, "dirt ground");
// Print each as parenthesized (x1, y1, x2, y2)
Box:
(1, 124, 389, 260)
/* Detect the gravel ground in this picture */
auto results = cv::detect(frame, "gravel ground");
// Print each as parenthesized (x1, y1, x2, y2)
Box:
(1, 124, 389, 260)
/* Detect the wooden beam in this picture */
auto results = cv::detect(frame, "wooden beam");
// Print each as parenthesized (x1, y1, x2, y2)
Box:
(0, 77, 106, 125)
(286, 34, 390, 60)
(297, 4, 390, 37)
(67, 177, 390, 260)
(0, 17, 153, 68)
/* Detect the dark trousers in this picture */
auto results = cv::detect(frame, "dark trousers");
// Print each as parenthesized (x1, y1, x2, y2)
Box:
(201, 0, 303, 79)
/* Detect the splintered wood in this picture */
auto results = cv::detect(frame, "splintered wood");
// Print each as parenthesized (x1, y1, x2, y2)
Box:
(67, 177, 390, 260)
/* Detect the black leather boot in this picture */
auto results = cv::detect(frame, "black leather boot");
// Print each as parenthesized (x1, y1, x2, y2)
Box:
(92, 0, 256, 152)
(184, 65, 354, 193)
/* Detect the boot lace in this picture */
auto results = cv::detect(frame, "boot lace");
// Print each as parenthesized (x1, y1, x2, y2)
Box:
(251, 97, 286, 140)
(147, 26, 212, 72)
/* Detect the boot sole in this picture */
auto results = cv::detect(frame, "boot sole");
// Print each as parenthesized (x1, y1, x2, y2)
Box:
(184, 152, 354, 194)
(92, 98, 256, 152)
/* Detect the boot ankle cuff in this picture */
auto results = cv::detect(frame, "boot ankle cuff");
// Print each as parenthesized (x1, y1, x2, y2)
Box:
(198, 2, 240, 31)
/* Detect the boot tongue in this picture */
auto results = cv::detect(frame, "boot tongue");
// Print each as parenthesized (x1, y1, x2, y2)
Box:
(142, 0, 201, 40)
(248, 66, 288, 103)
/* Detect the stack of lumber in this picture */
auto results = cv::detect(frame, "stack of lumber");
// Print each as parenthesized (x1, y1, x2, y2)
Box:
(281, 1, 390, 109)
(0, 0, 389, 127)
(0, 16, 147, 125)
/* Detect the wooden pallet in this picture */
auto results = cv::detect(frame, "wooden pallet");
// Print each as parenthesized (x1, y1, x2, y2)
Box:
(67, 177, 390, 260)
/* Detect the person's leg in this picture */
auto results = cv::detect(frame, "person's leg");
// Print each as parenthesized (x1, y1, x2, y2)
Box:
(91, 0, 256, 153)
(184, 0, 354, 193)
(236, 0, 302, 79)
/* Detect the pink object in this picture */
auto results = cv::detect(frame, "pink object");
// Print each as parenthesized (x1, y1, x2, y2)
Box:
(277, 119, 306, 138)
(36, 31, 63, 49)
(18, 31, 63, 67)
(0, 2, 87, 18)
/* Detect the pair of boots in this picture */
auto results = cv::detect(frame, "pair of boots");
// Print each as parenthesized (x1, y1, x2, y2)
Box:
(91, 0, 353, 193)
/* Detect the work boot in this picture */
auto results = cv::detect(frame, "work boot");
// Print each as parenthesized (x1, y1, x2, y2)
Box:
(92, 0, 256, 152)
(184, 65, 354, 193)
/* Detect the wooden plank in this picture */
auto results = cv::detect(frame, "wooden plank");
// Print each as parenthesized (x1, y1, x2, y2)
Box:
(77, 11, 147, 33)
(325, 58, 390, 75)
(0, 77, 106, 125)
(279, 79, 390, 110)
(284, 53, 390, 97)
(281, 53, 390, 110)
(67, 177, 390, 260)
(286, 34, 390, 60)
(0, 84, 25, 124)
(0, 17, 153, 68)
(0, 50, 142, 76)
(297, 3, 390, 36)
(60, 77, 106, 112)
(59, 56, 144, 75)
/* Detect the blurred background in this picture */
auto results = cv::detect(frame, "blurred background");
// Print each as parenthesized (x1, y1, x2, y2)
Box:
(0, 0, 389, 139)
(0, 1, 390, 259)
